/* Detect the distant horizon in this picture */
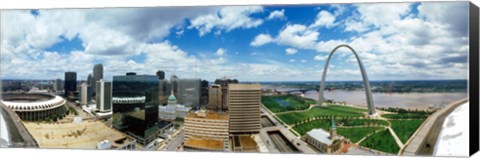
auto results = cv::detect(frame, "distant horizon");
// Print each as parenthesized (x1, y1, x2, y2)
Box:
(0, 78, 469, 83)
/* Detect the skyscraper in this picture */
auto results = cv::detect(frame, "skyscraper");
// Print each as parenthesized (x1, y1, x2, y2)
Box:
(177, 79, 201, 109)
(87, 74, 93, 86)
(80, 83, 88, 105)
(96, 79, 112, 112)
(208, 85, 222, 111)
(54, 79, 63, 92)
(227, 84, 261, 134)
(112, 73, 160, 145)
(64, 72, 77, 97)
(93, 64, 103, 92)
(156, 70, 165, 80)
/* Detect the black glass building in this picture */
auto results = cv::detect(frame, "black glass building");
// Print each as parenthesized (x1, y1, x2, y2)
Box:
(112, 74, 160, 145)
(64, 72, 77, 97)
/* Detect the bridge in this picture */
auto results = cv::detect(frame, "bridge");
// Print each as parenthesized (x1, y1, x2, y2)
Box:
(285, 88, 319, 94)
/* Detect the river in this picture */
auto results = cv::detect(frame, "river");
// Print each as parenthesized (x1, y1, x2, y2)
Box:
(272, 89, 468, 109)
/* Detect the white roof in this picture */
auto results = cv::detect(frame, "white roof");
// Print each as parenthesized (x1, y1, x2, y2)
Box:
(306, 128, 333, 145)
(1, 95, 66, 112)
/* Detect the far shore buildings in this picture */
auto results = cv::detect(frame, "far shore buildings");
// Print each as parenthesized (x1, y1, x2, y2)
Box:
(183, 110, 229, 151)
(303, 118, 348, 153)
(227, 84, 261, 134)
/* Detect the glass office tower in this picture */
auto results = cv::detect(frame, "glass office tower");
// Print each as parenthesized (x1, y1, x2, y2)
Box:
(112, 74, 160, 145)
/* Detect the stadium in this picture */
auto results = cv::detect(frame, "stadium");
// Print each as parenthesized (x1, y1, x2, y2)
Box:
(1, 93, 67, 121)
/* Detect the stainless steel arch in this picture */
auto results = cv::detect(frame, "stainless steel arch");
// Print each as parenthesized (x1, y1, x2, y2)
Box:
(317, 44, 376, 115)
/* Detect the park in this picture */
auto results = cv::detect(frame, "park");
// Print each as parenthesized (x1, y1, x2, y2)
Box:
(262, 94, 430, 154)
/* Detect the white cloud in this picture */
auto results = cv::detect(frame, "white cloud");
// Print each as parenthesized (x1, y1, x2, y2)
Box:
(316, 39, 346, 53)
(285, 48, 298, 55)
(417, 2, 468, 35)
(188, 6, 264, 36)
(309, 10, 336, 28)
(267, 9, 285, 20)
(313, 55, 327, 61)
(216, 48, 226, 56)
(250, 33, 273, 47)
(289, 59, 295, 62)
(300, 59, 307, 63)
(276, 24, 319, 49)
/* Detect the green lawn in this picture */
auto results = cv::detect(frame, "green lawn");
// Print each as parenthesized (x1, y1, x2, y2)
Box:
(277, 105, 365, 125)
(360, 129, 400, 154)
(293, 119, 385, 143)
(262, 95, 311, 113)
(382, 113, 429, 119)
(292, 119, 330, 136)
(336, 119, 389, 127)
(390, 119, 425, 143)
(337, 126, 385, 143)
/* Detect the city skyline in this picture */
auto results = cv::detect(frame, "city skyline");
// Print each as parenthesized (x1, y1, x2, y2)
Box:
(0, 2, 469, 82)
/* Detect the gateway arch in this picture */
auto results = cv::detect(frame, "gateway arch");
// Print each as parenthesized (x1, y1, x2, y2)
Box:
(317, 44, 376, 115)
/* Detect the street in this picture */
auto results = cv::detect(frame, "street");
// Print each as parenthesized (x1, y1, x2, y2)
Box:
(164, 130, 184, 151)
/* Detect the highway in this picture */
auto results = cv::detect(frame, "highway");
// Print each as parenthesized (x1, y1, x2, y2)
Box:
(268, 131, 299, 153)
(260, 116, 274, 127)
(164, 130, 184, 151)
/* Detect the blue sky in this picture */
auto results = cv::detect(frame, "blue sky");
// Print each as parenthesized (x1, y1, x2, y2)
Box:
(0, 2, 469, 82)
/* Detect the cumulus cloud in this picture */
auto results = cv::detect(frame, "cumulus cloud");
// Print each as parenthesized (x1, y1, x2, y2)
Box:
(216, 48, 226, 56)
(276, 24, 319, 49)
(285, 48, 298, 55)
(309, 10, 336, 28)
(250, 33, 273, 46)
(313, 55, 327, 61)
(188, 6, 264, 36)
(267, 9, 285, 20)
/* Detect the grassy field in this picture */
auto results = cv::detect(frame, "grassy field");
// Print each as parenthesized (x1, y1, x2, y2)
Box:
(277, 105, 366, 125)
(382, 113, 429, 119)
(390, 119, 425, 143)
(336, 119, 389, 127)
(262, 95, 311, 113)
(337, 126, 385, 143)
(292, 119, 330, 136)
(360, 129, 400, 154)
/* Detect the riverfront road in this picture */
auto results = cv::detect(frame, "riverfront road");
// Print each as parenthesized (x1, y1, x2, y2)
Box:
(401, 98, 468, 156)
(164, 130, 184, 151)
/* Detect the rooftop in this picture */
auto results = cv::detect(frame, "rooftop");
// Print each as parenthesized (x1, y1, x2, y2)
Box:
(306, 128, 333, 145)
(184, 137, 224, 150)
(23, 120, 135, 149)
(228, 84, 261, 90)
(186, 111, 228, 120)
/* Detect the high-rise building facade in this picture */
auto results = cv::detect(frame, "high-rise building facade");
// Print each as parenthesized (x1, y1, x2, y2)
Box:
(93, 64, 103, 92)
(183, 110, 229, 151)
(158, 79, 171, 105)
(96, 79, 112, 112)
(80, 83, 88, 105)
(227, 84, 261, 134)
(64, 72, 77, 97)
(156, 70, 165, 80)
(54, 79, 63, 92)
(112, 73, 160, 145)
(87, 74, 93, 86)
(208, 85, 222, 111)
(177, 79, 201, 109)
